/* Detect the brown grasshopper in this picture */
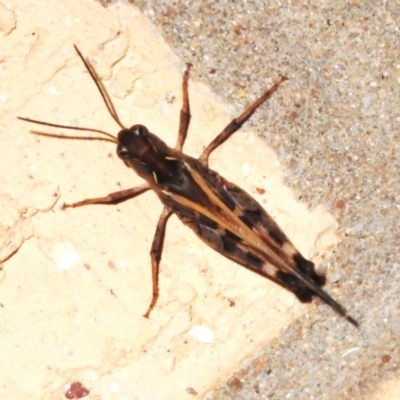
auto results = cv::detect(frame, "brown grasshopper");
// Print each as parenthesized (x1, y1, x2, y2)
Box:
(18, 46, 358, 326)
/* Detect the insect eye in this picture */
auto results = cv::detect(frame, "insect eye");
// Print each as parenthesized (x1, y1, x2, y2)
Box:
(131, 124, 149, 136)
(117, 144, 129, 159)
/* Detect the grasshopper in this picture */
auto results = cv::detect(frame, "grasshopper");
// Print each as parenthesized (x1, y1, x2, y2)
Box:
(19, 46, 358, 326)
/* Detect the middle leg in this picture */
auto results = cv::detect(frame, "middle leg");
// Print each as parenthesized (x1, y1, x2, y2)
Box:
(62, 183, 150, 208)
(199, 75, 288, 165)
(143, 206, 173, 318)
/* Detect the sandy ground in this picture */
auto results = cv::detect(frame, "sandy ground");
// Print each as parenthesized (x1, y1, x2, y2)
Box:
(1, 1, 400, 399)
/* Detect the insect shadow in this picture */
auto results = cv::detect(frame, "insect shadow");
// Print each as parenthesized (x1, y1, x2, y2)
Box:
(18, 45, 358, 327)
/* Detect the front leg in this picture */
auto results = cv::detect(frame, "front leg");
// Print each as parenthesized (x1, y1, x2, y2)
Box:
(175, 63, 192, 152)
(143, 207, 173, 318)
